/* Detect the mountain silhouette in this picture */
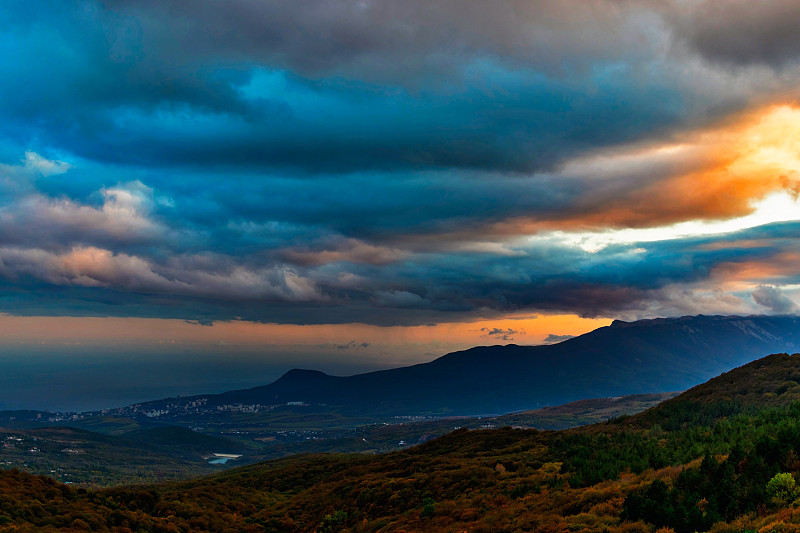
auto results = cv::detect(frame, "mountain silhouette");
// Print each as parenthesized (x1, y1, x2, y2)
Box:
(148, 315, 800, 416)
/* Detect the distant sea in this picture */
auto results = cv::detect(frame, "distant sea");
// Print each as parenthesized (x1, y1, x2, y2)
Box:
(0, 345, 390, 412)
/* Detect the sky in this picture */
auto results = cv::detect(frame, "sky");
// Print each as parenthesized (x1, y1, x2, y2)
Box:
(3, 1, 800, 410)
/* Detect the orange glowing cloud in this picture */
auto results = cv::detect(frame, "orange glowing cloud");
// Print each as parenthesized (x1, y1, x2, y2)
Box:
(710, 250, 800, 289)
(492, 104, 800, 236)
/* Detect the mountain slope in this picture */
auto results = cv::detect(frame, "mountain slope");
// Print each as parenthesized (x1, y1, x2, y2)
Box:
(631, 351, 800, 429)
(146, 314, 800, 416)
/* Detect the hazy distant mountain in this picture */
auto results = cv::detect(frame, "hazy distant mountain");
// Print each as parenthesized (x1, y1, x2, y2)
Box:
(147, 315, 800, 416)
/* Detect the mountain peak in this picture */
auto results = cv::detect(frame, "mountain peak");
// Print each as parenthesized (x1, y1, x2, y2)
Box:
(277, 369, 331, 382)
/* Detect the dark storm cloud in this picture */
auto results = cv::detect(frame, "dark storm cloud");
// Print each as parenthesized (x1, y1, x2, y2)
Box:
(480, 328, 524, 341)
(3, 61, 687, 174)
(2, 218, 797, 326)
(1, 1, 800, 327)
(99, 0, 646, 82)
(0, 0, 751, 175)
(543, 334, 575, 344)
(184, 319, 214, 327)
(1, 0, 796, 178)
(668, 1, 800, 67)
(330, 341, 371, 351)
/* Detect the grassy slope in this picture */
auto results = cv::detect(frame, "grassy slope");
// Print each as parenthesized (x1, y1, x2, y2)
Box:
(501, 392, 678, 429)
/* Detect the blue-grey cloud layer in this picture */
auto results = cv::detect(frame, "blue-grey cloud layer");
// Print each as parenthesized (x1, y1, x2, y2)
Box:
(2, 0, 800, 325)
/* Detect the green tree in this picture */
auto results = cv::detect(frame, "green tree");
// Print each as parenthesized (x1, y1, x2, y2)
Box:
(766, 472, 799, 506)
(421, 498, 436, 518)
(319, 510, 348, 532)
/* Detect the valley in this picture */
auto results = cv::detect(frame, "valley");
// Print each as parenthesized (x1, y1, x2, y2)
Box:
(0, 392, 674, 487)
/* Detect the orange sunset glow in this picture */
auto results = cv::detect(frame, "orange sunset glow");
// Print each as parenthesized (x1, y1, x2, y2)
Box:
(0, 313, 609, 353)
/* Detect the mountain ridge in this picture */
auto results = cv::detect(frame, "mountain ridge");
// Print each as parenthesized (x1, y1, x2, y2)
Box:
(136, 314, 800, 416)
